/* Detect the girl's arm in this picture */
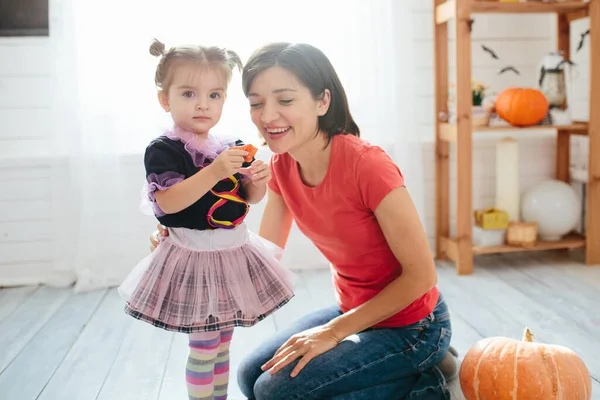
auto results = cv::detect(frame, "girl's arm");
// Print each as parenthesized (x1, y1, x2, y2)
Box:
(258, 188, 293, 249)
(324, 186, 438, 339)
(154, 167, 220, 214)
(155, 149, 248, 214)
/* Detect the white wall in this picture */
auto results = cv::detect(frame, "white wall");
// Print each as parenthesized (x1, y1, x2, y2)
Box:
(0, 0, 57, 285)
(0, 0, 81, 285)
(0, 2, 593, 285)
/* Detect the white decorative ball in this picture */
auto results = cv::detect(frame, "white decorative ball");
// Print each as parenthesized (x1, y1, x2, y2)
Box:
(521, 180, 581, 241)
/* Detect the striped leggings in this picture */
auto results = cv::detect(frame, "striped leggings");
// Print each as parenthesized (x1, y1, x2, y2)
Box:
(186, 329, 233, 400)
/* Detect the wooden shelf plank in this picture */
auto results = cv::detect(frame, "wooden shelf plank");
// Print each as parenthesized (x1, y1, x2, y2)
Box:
(436, 1, 589, 24)
(471, 1, 589, 14)
(472, 233, 586, 255)
(437, 122, 588, 142)
(567, 8, 590, 22)
(473, 122, 588, 132)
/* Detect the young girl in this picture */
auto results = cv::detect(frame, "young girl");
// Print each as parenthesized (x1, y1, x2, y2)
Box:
(118, 39, 295, 400)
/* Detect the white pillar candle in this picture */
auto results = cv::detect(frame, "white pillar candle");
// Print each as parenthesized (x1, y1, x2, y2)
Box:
(496, 137, 520, 222)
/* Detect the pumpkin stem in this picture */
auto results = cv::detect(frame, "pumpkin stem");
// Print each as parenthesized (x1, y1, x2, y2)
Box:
(523, 327, 535, 342)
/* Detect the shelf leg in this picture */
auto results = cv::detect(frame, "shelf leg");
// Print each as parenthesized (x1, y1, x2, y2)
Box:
(454, 0, 473, 275)
(434, 0, 450, 260)
(587, 0, 600, 266)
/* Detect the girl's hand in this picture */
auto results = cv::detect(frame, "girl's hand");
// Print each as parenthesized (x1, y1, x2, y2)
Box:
(241, 160, 271, 187)
(261, 325, 341, 378)
(149, 224, 168, 252)
(207, 149, 248, 181)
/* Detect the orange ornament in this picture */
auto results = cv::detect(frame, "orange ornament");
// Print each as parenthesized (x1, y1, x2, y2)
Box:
(494, 87, 549, 127)
(459, 327, 592, 400)
(231, 144, 258, 162)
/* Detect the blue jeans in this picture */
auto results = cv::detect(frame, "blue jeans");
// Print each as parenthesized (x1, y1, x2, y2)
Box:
(237, 293, 452, 400)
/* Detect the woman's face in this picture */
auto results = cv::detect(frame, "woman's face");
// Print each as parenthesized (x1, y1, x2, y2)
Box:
(247, 66, 329, 155)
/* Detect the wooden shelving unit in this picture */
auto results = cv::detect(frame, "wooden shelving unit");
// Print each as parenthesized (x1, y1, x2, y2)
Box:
(433, 0, 600, 274)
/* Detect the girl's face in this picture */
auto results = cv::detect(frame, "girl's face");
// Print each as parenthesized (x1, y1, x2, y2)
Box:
(247, 66, 330, 155)
(158, 63, 227, 136)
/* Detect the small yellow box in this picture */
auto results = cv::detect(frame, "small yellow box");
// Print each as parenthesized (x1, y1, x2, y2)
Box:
(474, 208, 509, 230)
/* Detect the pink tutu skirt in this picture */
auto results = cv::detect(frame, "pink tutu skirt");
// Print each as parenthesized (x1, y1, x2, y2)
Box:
(118, 223, 295, 333)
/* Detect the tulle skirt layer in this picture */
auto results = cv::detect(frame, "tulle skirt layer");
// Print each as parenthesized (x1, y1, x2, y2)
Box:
(118, 223, 295, 333)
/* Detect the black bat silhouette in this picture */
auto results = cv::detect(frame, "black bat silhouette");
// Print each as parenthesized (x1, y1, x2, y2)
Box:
(498, 66, 520, 75)
(481, 45, 499, 59)
(576, 29, 590, 52)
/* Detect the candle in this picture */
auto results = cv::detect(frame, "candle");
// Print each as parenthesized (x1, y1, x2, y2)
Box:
(496, 137, 520, 222)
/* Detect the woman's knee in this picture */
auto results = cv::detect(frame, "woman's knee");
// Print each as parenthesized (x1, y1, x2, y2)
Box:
(253, 368, 297, 400)
(237, 353, 263, 398)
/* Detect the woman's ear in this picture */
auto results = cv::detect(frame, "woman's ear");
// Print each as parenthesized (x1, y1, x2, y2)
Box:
(317, 89, 331, 116)
(157, 91, 170, 112)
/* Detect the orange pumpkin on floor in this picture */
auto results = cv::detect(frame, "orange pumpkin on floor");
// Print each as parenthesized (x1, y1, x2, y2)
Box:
(459, 327, 592, 400)
(494, 87, 549, 127)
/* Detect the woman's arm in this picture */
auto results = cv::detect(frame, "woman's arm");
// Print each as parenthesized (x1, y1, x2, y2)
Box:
(258, 188, 293, 248)
(241, 159, 271, 204)
(261, 186, 438, 378)
(243, 180, 267, 204)
(324, 186, 438, 339)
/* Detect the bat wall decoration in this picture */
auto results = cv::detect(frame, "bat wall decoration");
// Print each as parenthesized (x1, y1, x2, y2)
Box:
(576, 29, 590, 52)
(481, 44, 499, 59)
(498, 66, 520, 75)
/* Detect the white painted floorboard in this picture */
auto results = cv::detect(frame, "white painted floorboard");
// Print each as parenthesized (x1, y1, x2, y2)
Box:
(0, 251, 599, 399)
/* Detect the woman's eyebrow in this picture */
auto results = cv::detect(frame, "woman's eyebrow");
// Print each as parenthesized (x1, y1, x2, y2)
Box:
(272, 88, 296, 94)
(248, 88, 297, 97)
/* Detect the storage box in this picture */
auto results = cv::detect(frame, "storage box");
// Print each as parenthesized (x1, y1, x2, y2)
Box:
(474, 208, 510, 230)
(473, 226, 506, 247)
(506, 222, 538, 247)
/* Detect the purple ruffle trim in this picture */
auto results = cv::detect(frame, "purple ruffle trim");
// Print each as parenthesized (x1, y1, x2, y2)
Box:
(146, 172, 185, 202)
(144, 171, 185, 217)
(165, 127, 238, 168)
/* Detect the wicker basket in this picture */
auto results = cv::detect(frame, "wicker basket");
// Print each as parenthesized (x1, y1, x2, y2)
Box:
(506, 222, 538, 247)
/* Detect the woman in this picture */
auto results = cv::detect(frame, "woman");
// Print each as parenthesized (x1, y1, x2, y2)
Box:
(151, 42, 458, 399)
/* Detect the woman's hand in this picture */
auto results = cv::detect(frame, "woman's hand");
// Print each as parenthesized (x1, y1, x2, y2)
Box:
(149, 224, 168, 252)
(241, 160, 271, 187)
(261, 325, 341, 378)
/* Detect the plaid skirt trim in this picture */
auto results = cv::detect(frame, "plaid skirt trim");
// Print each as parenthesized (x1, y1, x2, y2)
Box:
(124, 296, 292, 333)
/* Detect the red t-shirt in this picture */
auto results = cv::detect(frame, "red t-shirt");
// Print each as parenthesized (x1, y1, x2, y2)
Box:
(268, 134, 439, 328)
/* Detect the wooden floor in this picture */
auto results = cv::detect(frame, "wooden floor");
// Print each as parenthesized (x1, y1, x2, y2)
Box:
(1, 250, 599, 399)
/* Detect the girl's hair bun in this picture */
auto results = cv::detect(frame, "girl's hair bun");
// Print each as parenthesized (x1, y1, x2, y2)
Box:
(149, 38, 166, 57)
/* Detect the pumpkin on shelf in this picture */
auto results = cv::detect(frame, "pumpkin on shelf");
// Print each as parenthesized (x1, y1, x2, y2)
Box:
(494, 87, 549, 127)
(459, 327, 592, 399)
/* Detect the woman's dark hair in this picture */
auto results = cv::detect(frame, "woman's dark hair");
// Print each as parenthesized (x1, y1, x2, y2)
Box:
(242, 42, 359, 143)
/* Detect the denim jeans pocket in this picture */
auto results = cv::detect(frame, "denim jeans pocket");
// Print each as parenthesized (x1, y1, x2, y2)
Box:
(417, 326, 452, 371)
(406, 312, 435, 333)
